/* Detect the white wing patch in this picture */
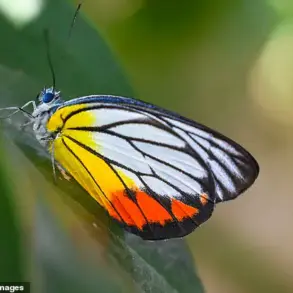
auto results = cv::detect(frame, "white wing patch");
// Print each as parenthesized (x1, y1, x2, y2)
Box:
(93, 132, 205, 197)
(174, 128, 210, 161)
(209, 160, 236, 193)
(91, 132, 152, 174)
(111, 124, 185, 147)
(91, 108, 145, 127)
(166, 118, 243, 156)
(63, 101, 258, 204)
(212, 137, 243, 156)
(114, 166, 143, 188)
(211, 147, 243, 179)
(141, 176, 178, 196)
(133, 142, 206, 179)
(145, 156, 203, 195)
(164, 119, 212, 139)
(171, 127, 239, 200)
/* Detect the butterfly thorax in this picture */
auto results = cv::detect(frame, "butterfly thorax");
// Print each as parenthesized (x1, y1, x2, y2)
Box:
(32, 87, 62, 147)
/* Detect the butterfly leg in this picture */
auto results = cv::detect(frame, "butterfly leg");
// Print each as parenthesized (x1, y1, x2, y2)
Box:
(20, 120, 34, 130)
(49, 138, 71, 182)
(56, 163, 71, 181)
(0, 100, 36, 119)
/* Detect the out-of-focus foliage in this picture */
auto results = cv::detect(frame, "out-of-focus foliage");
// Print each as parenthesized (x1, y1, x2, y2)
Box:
(0, 140, 24, 282)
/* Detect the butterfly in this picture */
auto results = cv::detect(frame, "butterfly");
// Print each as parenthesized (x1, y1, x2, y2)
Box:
(0, 87, 259, 240)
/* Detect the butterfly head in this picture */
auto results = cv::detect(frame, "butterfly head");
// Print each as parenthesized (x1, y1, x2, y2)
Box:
(37, 87, 61, 105)
(31, 87, 63, 119)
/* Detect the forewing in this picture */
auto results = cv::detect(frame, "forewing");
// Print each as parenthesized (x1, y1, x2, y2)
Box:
(47, 96, 258, 239)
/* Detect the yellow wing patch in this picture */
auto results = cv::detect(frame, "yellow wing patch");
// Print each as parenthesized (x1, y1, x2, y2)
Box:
(47, 103, 95, 132)
(53, 133, 135, 209)
(46, 104, 213, 239)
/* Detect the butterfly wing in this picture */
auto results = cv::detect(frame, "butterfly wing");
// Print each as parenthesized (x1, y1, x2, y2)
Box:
(46, 95, 259, 240)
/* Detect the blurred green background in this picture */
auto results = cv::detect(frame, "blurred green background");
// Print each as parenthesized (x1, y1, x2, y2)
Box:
(0, 0, 292, 292)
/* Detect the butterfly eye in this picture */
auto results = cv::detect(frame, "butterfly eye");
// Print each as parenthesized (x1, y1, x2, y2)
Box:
(42, 92, 55, 103)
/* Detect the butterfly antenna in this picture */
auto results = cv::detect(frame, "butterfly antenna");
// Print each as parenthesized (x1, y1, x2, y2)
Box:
(44, 29, 56, 90)
(68, 3, 82, 41)
(42, 3, 82, 91)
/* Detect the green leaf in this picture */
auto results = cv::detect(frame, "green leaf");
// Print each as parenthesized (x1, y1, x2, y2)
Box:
(0, 0, 204, 292)
(0, 139, 24, 282)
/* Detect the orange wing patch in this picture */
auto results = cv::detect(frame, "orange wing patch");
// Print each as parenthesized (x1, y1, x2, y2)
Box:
(109, 190, 173, 229)
(200, 193, 209, 206)
(136, 191, 173, 225)
(171, 199, 199, 221)
(108, 191, 145, 229)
